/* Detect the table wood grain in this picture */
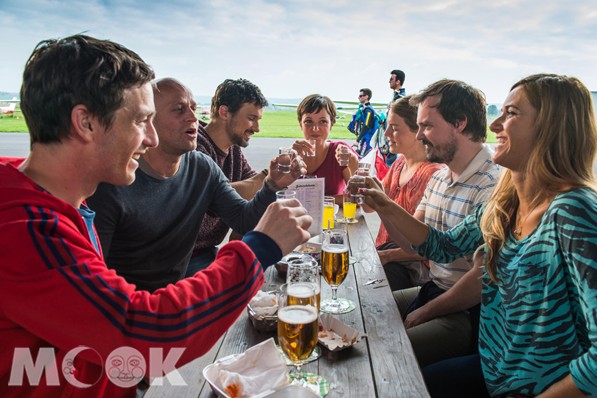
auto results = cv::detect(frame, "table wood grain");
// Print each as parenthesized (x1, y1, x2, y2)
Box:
(144, 214, 429, 397)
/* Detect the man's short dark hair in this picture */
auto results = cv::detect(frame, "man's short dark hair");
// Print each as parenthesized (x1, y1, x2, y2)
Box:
(391, 69, 406, 85)
(360, 88, 372, 100)
(210, 78, 268, 119)
(410, 79, 487, 142)
(20, 34, 154, 144)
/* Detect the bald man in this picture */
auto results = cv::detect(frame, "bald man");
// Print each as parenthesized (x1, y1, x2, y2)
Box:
(87, 78, 307, 291)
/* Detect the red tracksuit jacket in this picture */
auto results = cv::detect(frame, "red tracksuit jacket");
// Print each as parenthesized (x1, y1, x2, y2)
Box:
(0, 162, 266, 397)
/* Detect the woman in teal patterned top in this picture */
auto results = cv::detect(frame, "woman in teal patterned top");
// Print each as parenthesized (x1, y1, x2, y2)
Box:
(362, 74, 597, 397)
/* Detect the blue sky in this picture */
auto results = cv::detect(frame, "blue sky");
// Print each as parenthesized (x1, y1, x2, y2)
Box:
(1, 0, 596, 104)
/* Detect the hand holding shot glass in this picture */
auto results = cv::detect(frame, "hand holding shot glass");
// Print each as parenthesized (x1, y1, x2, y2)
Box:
(277, 147, 295, 173)
(337, 145, 351, 166)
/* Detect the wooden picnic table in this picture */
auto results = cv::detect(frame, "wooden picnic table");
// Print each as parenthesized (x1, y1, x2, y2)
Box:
(144, 213, 429, 397)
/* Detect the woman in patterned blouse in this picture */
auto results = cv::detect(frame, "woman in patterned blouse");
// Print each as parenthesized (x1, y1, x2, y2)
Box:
(363, 74, 597, 397)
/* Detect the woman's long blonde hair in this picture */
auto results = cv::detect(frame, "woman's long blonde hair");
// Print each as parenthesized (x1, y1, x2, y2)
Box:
(480, 74, 597, 281)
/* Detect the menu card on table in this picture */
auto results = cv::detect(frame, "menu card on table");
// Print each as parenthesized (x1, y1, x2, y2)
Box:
(286, 177, 325, 237)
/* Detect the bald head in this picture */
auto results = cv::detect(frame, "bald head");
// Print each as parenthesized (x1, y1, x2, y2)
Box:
(153, 77, 193, 98)
(149, 77, 199, 155)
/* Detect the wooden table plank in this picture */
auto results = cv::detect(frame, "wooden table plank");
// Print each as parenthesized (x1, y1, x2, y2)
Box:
(348, 217, 429, 397)
(144, 334, 223, 398)
(145, 213, 429, 397)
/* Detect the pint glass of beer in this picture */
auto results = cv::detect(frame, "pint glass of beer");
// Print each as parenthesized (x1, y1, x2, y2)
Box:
(278, 282, 319, 379)
(320, 228, 354, 314)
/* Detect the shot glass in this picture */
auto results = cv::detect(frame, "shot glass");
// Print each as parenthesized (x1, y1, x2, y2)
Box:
(337, 145, 350, 166)
(278, 147, 294, 173)
(349, 175, 366, 204)
(276, 190, 297, 201)
(305, 139, 316, 157)
(356, 162, 371, 176)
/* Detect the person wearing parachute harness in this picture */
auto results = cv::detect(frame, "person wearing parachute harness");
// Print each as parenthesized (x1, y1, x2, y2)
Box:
(347, 88, 379, 157)
(379, 69, 408, 167)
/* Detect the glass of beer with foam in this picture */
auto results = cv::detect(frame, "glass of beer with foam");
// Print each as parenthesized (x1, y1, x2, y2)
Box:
(320, 228, 354, 314)
(277, 282, 319, 380)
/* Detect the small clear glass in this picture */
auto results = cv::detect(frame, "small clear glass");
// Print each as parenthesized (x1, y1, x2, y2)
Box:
(337, 145, 350, 166)
(348, 175, 366, 204)
(276, 190, 297, 201)
(305, 139, 316, 157)
(356, 162, 371, 176)
(278, 147, 294, 173)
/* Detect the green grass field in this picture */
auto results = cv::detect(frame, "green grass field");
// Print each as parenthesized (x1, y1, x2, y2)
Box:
(0, 109, 496, 142)
(0, 112, 27, 132)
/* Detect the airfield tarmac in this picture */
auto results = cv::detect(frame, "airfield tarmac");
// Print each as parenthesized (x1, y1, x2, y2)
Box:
(1, 133, 299, 171)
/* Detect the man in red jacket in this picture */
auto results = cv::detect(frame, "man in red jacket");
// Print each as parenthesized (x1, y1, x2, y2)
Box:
(0, 34, 311, 397)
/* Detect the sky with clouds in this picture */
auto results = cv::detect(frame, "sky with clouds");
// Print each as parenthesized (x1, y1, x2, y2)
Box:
(1, 0, 596, 104)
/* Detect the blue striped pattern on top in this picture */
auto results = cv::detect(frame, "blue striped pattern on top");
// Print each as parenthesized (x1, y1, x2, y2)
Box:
(23, 204, 264, 343)
(416, 147, 500, 290)
(417, 188, 597, 396)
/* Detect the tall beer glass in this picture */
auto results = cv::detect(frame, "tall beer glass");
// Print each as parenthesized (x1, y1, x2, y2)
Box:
(320, 228, 354, 314)
(278, 283, 318, 380)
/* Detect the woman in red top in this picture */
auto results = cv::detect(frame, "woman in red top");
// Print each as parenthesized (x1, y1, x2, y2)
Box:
(292, 94, 359, 202)
(372, 96, 444, 290)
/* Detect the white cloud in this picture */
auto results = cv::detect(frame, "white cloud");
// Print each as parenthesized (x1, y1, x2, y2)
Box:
(1, 0, 596, 104)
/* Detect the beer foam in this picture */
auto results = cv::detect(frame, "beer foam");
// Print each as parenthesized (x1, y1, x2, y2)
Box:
(322, 244, 348, 254)
(278, 306, 318, 324)
(287, 283, 317, 298)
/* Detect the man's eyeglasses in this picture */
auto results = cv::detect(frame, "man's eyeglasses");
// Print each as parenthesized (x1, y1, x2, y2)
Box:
(358, 94, 366, 98)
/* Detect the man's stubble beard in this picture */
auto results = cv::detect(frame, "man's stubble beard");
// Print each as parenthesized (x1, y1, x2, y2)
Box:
(425, 135, 457, 164)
